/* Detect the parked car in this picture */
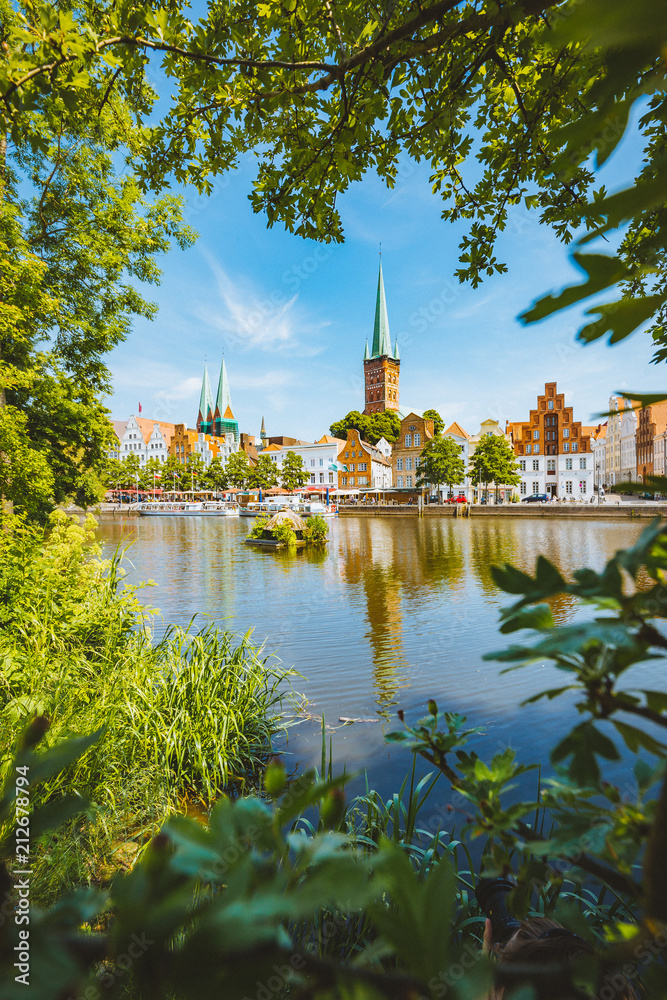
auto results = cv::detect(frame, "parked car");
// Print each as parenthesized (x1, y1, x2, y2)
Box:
(521, 493, 549, 503)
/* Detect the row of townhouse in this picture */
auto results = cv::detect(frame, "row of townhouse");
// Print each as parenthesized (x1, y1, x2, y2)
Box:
(110, 414, 239, 468)
(601, 396, 667, 488)
(344, 383, 600, 501)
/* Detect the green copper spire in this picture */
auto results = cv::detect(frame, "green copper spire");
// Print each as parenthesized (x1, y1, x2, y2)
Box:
(363, 339, 370, 360)
(370, 261, 392, 358)
(393, 338, 400, 360)
(197, 363, 214, 431)
(215, 357, 233, 419)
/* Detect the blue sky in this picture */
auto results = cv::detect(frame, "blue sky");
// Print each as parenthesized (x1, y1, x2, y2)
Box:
(106, 108, 665, 441)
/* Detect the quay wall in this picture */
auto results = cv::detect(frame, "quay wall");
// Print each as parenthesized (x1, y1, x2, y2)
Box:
(336, 504, 667, 520)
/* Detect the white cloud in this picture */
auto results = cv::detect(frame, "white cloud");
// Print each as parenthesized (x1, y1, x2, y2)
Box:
(196, 252, 327, 354)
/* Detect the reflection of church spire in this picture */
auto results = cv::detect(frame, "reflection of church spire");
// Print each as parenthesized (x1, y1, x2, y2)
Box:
(197, 364, 214, 433)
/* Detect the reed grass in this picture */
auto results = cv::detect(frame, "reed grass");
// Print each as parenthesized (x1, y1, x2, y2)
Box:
(0, 510, 290, 904)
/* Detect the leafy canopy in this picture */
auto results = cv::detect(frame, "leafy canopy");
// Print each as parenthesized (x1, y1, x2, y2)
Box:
(280, 450, 310, 492)
(417, 435, 465, 490)
(469, 432, 521, 489)
(330, 410, 401, 445)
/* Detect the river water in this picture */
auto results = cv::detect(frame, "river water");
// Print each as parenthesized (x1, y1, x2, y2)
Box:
(97, 515, 654, 800)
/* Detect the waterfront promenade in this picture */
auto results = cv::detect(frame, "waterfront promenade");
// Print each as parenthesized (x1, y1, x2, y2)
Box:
(67, 501, 667, 521)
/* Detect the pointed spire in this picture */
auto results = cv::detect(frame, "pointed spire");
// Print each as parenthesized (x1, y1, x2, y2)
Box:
(215, 357, 234, 420)
(260, 416, 266, 441)
(364, 338, 370, 361)
(197, 363, 214, 432)
(393, 338, 400, 360)
(371, 260, 392, 358)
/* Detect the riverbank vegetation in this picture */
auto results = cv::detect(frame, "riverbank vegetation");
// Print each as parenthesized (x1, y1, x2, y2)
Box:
(2, 517, 667, 996)
(0, 511, 288, 905)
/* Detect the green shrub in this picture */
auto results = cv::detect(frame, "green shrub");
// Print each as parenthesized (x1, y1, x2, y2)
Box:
(271, 521, 297, 545)
(302, 514, 329, 544)
(247, 516, 270, 539)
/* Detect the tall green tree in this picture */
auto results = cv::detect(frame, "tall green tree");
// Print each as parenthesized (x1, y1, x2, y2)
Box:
(280, 451, 309, 492)
(225, 451, 251, 490)
(469, 433, 521, 500)
(249, 454, 279, 491)
(422, 409, 444, 436)
(330, 411, 401, 446)
(159, 455, 187, 493)
(203, 457, 229, 493)
(185, 453, 205, 491)
(417, 436, 465, 496)
(0, 0, 195, 519)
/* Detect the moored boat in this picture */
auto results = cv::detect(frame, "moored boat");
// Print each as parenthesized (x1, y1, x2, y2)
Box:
(137, 501, 239, 516)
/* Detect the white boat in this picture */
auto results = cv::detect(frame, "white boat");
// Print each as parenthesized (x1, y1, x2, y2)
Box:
(238, 499, 302, 518)
(137, 501, 239, 517)
(239, 499, 336, 518)
(295, 501, 337, 518)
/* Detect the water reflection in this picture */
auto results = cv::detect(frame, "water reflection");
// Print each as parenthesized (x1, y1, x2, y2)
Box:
(97, 514, 647, 793)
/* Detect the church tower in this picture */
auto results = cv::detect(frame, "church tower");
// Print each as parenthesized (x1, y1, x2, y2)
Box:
(363, 260, 400, 415)
(197, 363, 214, 433)
(213, 357, 239, 442)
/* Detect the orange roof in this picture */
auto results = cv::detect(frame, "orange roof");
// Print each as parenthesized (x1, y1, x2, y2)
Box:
(444, 421, 470, 439)
(135, 416, 177, 446)
(262, 443, 283, 452)
(111, 420, 127, 443)
(318, 434, 346, 445)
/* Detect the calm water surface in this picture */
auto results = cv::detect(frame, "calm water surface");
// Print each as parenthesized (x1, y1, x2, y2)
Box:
(98, 515, 654, 797)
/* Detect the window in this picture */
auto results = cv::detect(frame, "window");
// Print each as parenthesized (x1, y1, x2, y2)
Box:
(397, 476, 403, 487)
(359, 477, 368, 485)
(406, 475, 413, 487)
(345, 451, 349, 458)
(534, 446, 540, 454)
(566, 458, 572, 470)
(563, 428, 569, 438)
(580, 481, 587, 493)
(349, 477, 355, 485)
(580, 458, 586, 469)
(349, 463, 355, 472)
(532, 481, 539, 494)
(547, 460, 555, 472)
(414, 433, 421, 446)
(310, 459, 315, 466)
(310, 474, 315, 484)
(563, 442, 569, 452)
(526, 445, 532, 454)
(397, 458, 403, 471)
(406, 457, 413, 470)
(319, 459, 323, 466)
(572, 443, 578, 452)
(520, 460, 526, 471)
(566, 481, 573, 494)
(318, 473, 323, 483)
(533, 460, 539, 471)
(520, 482, 527, 495)
(342, 477, 347, 485)
(533, 430, 540, 440)
(548, 400, 554, 409)
(359, 462, 368, 471)
(405, 434, 412, 447)
(329, 473, 334, 483)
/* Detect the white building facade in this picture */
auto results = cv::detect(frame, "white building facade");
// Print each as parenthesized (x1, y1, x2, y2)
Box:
(118, 415, 175, 466)
(515, 453, 595, 499)
(264, 438, 346, 487)
(620, 406, 638, 484)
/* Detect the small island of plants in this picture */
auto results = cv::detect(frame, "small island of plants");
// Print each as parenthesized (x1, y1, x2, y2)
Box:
(245, 509, 329, 549)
